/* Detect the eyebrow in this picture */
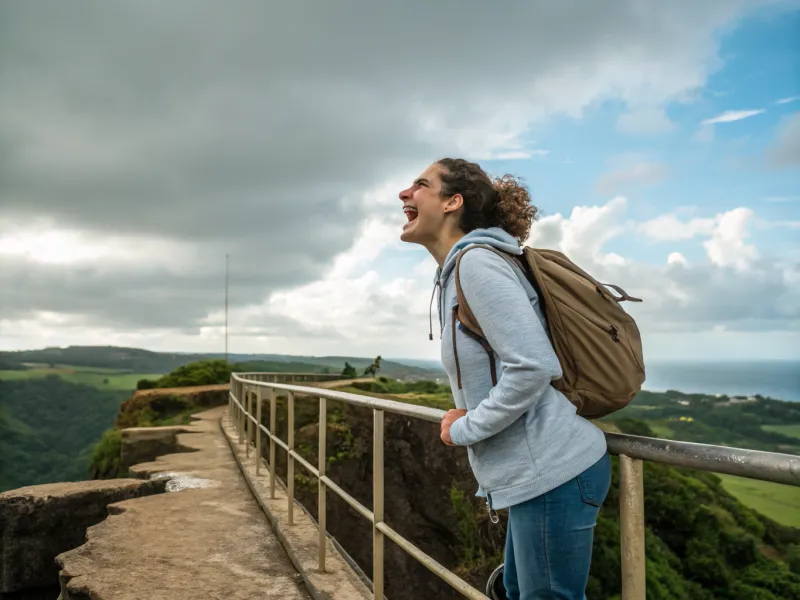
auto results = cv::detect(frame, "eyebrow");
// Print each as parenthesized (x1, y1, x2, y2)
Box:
(414, 177, 430, 186)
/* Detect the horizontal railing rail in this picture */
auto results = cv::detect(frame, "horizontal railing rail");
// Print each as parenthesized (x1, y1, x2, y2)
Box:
(227, 372, 800, 600)
(234, 372, 343, 382)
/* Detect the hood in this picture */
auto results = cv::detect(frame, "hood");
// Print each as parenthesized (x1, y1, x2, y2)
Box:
(436, 227, 522, 284)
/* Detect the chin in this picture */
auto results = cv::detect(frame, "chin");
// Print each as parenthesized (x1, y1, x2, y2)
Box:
(400, 224, 419, 244)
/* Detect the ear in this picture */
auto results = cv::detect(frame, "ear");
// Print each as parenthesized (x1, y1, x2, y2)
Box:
(443, 193, 463, 214)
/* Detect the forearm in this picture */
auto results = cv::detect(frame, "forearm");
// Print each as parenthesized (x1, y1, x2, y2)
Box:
(449, 354, 557, 446)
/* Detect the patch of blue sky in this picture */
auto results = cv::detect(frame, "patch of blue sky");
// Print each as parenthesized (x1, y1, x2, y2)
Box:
(482, 8, 799, 264)
(706, 7, 800, 107)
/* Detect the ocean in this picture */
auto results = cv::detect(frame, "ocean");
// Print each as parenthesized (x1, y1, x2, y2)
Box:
(396, 358, 800, 403)
(642, 360, 800, 403)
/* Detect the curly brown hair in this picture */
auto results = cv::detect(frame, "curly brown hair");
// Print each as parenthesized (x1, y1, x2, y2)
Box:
(436, 158, 537, 241)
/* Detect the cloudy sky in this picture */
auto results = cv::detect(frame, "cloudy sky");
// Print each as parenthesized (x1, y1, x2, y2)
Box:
(1, 1, 798, 362)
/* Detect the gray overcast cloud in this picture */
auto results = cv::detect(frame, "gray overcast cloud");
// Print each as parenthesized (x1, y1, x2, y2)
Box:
(0, 0, 790, 344)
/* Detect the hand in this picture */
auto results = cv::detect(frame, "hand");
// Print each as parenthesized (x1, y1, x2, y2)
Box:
(441, 409, 467, 446)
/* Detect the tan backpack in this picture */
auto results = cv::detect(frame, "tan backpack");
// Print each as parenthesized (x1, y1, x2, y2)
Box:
(452, 244, 645, 419)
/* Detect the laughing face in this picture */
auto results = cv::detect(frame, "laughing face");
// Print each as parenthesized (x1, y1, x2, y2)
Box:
(398, 163, 460, 245)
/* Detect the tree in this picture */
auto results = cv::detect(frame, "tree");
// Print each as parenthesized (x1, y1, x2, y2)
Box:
(341, 362, 358, 379)
(363, 355, 382, 377)
(136, 378, 157, 390)
(788, 544, 800, 575)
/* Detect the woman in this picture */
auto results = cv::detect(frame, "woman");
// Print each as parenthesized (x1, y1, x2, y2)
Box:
(398, 158, 611, 600)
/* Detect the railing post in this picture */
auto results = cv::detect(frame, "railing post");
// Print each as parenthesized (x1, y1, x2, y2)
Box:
(619, 455, 646, 600)
(250, 389, 257, 446)
(270, 387, 277, 499)
(238, 386, 245, 445)
(245, 388, 251, 458)
(256, 386, 263, 475)
(235, 381, 241, 433)
(373, 409, 385, 600)
(288, 391, 296, 525)
(318, 396, 327, 572)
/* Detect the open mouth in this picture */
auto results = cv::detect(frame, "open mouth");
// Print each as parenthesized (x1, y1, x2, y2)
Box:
(403, 206, 419, 224)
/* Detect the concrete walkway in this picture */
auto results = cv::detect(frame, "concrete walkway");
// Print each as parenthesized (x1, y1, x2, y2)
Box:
(56, 407, 311, 600)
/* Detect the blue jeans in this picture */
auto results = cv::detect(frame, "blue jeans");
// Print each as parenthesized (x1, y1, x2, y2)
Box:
(503, 453, 611, 600)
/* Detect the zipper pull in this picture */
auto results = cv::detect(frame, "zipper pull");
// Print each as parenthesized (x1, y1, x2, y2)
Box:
(485, 500, 500, 524)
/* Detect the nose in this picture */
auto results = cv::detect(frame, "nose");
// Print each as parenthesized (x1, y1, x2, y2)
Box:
(399, 186, 412, 201)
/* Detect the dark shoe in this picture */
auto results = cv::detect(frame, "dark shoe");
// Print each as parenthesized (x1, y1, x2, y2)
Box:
(486, 564, 506, 600)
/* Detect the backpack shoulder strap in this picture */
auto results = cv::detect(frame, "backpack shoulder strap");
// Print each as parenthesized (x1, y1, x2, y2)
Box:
(454, 244, 527, 330)
(452, 244, 522, 389)
(453, 244, 518, 339)
(454, 245, 487, 340)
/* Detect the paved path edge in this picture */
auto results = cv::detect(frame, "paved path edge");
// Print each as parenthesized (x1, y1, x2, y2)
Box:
(218, 413, 373, 600)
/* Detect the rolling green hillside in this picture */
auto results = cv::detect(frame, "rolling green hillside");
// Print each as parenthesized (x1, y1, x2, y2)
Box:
(237, 353, 441, 379)
(0, 346, 440, 380)
(603, 390, 800, 454)
(0, 358, 340, 491)
(0, 365, 164, 389)
(0, 377, 128, 492)
(601, 389, 800, 528)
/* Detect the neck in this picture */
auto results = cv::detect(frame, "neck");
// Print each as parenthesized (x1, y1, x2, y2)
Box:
(427, 229, 465, 268)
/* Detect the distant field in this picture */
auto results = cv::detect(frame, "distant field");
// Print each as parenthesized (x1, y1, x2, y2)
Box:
(762, 424, 800, 440)
(0, 366, 162, 391)
(649, 424, 674, 438)
(717, 474, 800, 527)
(22, 363, 127, 374)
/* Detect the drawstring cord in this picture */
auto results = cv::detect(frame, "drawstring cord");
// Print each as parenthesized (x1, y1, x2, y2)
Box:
(428, 279, 441, 341)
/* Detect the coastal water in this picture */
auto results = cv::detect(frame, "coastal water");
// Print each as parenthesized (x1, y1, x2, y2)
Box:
(643, 360, 800, 402)
(400, 358, 800, 403)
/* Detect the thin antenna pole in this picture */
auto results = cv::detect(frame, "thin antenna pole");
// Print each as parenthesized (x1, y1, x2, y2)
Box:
(225, 253, 229, 363)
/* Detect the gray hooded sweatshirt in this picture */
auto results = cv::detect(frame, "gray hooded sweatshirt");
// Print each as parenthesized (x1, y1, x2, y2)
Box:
(436, 227, 607, 511)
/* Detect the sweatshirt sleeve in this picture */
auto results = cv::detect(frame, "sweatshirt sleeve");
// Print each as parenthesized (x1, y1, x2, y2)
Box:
(448, 248, 563, 447)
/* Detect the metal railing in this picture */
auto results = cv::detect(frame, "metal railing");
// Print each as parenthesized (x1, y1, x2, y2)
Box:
(226, 373, 800, 600)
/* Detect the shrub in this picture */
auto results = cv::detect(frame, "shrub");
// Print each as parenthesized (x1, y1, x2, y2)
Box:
(155, 359, 232, 388)
(136, 378, 157, 390)
(90, 428, 122, 479)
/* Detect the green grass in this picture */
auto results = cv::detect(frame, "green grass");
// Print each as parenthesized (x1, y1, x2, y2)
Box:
(649, 423, 674, 438)
(22, 363, 127, 374)
(762, 424, 800, 440)
(717, 473, 800, 527)
(0, 367, 163, 390)
(152, 406, 203, 426)
(334, 386, 454, 411)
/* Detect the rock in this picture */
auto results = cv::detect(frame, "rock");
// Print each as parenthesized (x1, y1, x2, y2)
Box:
(0, 479, 165, 594)
(115, 385, 229, 429)
(119, 426, 194, 472)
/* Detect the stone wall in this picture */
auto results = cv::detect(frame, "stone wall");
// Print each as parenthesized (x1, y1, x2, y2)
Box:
(0, 479, 165, 596)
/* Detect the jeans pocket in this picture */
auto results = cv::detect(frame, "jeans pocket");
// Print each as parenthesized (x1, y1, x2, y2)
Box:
(576, 453, 611, 507)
